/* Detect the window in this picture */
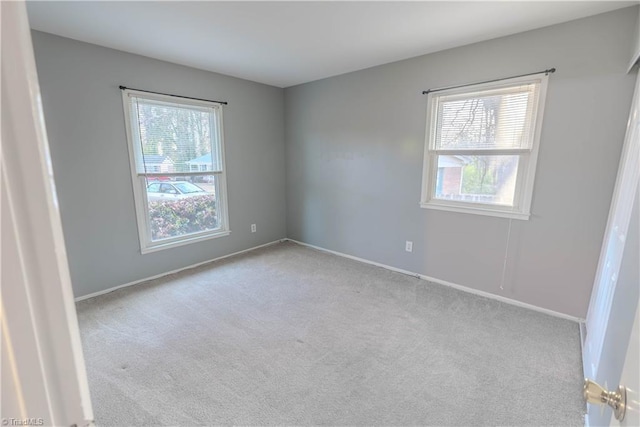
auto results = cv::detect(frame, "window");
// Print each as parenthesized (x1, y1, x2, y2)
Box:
(122, 89, 230, 253)
(420, 74, 548, 220)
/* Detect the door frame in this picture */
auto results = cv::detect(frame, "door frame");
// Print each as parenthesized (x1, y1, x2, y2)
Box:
(583, 66, 640, 379)
(1, 1, 94, 425)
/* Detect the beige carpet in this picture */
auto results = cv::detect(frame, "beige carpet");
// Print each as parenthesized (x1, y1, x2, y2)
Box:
(76, 241, 585, 426)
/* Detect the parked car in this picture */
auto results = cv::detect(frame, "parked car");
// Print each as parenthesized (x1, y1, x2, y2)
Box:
(147, 176, 172, 182)
(146, 181, 209, 201)
(189, 175, 215, 183)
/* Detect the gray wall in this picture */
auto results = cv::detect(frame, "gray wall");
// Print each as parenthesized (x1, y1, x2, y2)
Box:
(284, 7, 638, 318)
(32, 31, 287, 298)
(632, 5, 640, 68)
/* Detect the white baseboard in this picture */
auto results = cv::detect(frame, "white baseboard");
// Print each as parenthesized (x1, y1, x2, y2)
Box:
(76, 236, 585, 323)
(579, 321, 588, 352)
(285, 238, 585, 323)
(74, 239, 285, 302)
(579, 321, 590, 381)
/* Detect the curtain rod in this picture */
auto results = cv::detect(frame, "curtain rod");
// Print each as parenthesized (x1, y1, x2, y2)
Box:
(119, 85, 228, 105)
(421, 68, 556, 95)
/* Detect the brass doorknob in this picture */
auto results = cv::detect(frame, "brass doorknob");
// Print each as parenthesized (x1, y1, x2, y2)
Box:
(583, 378, 626, 421)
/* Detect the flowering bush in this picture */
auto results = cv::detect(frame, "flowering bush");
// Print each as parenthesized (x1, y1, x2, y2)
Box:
(148, 195, 217, 240)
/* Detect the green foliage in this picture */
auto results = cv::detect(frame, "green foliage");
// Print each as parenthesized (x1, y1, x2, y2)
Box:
(461, 158, 497, 195)
(148, 195, 217, 240)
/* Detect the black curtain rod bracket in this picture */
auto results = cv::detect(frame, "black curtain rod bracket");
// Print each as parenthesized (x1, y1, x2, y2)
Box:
(119, 85, 228, 105)
(422, 68, 556, 95)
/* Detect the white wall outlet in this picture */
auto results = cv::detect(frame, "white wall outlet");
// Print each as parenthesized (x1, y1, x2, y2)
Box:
(405, 241, 413, 252)
(251, 224, 257, 233)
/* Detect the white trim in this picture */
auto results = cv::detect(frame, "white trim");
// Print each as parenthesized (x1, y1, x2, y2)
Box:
(584, 72, 640, 383)
(74, 239, 285, 302)
(121, 88, 225, 109)
(285, 239, 584, 323)
(434, 148, 531, 156)
(579, 321, 589, 377)
(121, 89, 231, 254)
(140, 230, 231, 254)
(2, 2, 93, 424)
(421, 274, 582, 322)
(420, 201, 530, 220)
(74, 235, 584, 321)
(215, 101, 231, 242)
(420, 73, 549, 220)
(579, 321, 587, 347)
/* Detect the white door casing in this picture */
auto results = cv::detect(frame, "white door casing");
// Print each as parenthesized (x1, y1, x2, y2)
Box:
(612, 290, 640, 426)
(583, 71, 640, 380)
(1, 1, 94, 425)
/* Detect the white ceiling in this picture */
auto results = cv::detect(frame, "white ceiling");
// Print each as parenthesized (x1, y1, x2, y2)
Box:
(27, 1, 636, 88)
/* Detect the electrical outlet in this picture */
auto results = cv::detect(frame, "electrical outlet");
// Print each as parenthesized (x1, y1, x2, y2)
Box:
(405, 241, 413, 252)
(251, 224, 257, 233)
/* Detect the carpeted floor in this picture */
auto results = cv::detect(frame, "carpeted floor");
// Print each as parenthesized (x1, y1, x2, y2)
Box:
(76, 241, 585, 426)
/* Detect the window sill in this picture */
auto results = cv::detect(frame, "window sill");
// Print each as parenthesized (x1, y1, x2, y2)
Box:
(420, 201, 530, 220)
(141, 229, 231, 254)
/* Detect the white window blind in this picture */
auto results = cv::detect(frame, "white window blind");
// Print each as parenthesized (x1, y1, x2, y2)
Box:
(127, 96, 223, 175)
(433, 83, 540, 151)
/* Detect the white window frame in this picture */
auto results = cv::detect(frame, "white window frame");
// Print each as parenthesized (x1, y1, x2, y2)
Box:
(121, 89, 230, 254)
(420, 74, 549, 220)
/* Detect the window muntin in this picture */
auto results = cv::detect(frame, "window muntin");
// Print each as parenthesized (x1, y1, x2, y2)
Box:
(421, 75, 548, 220)
(122, 90, 230, 253)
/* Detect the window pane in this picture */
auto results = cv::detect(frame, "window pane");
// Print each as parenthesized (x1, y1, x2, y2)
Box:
(131, 97, 222, 174)
(434, 83, 539, 150)
(434, 155, 519, 206)
(145, 175, 219, 241)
